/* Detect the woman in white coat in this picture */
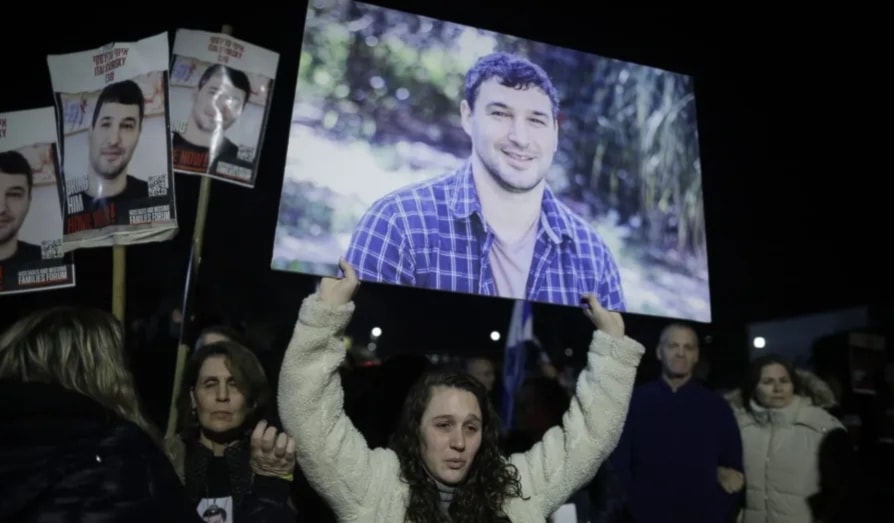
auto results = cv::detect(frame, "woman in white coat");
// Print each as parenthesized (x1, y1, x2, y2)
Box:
(277, 259, 645, 522)
(726, 355, 846, 523)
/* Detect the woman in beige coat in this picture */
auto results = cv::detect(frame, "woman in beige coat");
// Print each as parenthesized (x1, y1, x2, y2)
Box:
(726, 355, 844, 523)
(277, 260, 646, 522)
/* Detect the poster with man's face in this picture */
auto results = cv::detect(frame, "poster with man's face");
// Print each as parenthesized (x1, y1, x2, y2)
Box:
(170, 29, 279, 188)
(0, 107, 76, 295)
(271, 0, 712, 323)
(46, 32, 178, 251)
(196, 496, 233, 523)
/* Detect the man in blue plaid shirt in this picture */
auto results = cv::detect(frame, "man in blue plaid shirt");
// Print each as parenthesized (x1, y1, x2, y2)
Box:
(344, 52, 626, 311)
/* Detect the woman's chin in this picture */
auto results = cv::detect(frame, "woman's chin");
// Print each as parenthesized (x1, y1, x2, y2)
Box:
(200, 424, 241, 442)
(434, 468, 468, 486)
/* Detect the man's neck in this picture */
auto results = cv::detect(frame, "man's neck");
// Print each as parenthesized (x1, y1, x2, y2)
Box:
(182, 118, 222, 149)
(470, 155, 543, 243)
(662, 373, 692, 392)
(0, 238, 18, 261)
(87, 172, 126, 199)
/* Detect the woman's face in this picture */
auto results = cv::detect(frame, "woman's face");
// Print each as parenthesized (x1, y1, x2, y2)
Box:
(754, 362, 795, 409)
(419, 386, 483, 485)
(191, 355, 250, 435)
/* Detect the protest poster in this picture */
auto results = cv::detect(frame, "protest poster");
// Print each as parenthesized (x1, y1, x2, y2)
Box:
(170, 29, 279, 188)
(0, 107, 76, 295)
(272, 0, 712, 322)
(47, 31, 178, 251)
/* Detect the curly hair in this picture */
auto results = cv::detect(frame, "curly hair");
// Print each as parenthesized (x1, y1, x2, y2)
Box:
(389, 369, 526, 522)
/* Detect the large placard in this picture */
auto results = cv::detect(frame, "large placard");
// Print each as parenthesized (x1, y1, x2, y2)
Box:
(272, 0, 711, 322)
(47, 31, 178, 250)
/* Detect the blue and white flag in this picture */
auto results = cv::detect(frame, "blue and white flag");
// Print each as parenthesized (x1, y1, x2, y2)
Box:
(501, 300, 534, 430)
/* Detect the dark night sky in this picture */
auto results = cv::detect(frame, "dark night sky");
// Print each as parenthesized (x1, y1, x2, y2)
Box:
(1, 3, 883, 371)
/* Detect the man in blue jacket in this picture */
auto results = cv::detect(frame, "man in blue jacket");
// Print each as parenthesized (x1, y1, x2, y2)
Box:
(611, 323, 744, 523)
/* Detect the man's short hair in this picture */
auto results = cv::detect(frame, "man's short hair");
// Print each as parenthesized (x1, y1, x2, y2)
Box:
(198, 64, 252, 105)
(91, 79, 145, 129)
(464, 52, 560, 120)
(0, 150, 34, 194)
(658, 322, 700, 348)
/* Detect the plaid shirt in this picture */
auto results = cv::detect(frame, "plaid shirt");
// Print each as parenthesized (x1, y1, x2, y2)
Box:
(344, 162, 626, 310)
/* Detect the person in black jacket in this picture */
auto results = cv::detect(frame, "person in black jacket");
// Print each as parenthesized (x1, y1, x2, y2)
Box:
(166, 340, 297, 523)
(0, 306, 199, 522)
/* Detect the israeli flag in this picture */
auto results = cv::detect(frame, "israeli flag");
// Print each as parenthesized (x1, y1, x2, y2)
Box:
(501, 299, 534, 430)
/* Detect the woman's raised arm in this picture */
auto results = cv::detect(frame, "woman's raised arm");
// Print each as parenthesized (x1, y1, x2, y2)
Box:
(508, 295, 645, 517)
(277, 260, 398, 521)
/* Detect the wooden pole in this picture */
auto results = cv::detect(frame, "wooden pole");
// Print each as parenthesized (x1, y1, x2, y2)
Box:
(111, 245, 126, 322)
(164, 24, 233, 439)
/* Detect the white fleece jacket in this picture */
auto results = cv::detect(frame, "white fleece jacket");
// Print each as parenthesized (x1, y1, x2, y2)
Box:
(278, 293, 645, 522)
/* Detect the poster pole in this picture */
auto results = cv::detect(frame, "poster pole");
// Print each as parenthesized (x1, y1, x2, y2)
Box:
(112, 246, 126, 322)
(164, 24, 232, 439)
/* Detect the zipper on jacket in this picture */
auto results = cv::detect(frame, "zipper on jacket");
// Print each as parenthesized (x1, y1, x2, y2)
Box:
(763, 424, 774, 523)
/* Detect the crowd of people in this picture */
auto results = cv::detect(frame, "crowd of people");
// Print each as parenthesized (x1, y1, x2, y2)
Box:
(0, 259, 885, 522)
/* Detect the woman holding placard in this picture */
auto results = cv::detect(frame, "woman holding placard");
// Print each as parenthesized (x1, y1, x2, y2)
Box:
(278, 259, 646, 522)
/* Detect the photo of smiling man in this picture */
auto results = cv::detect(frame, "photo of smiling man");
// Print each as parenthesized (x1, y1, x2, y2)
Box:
(344, 52, 626, 310)
(274, 1, 712, 321)
(169, 29, 280, 188)
(72, 80, 149, 210)
(47, 32, 178, 250)
(0, 106, 76, 295)
(172, 64, 250, 175)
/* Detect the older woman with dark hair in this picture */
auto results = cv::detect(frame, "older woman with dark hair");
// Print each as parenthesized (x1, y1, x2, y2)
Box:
(278, 260, 645, 522)
(166, 340, 297, 522)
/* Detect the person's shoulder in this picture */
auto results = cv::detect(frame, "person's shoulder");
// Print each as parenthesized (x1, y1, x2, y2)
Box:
(622, 382, 662, 421)
(127, 175, 148, 188)
(83, 422, 193, 519)
(630, 380, 661, 401)
(363, 170, 458, 218)
(97, 420, 160, 456)
(96, 421, 187, 488)
(548, 194, 613, 251)
(381, 170, 456, 202)
(799, 403, 845, 433)
(0, 240, 43, 264)
(19, 240, 43, 257)
(124, 175, 149, 198)
(693, 382, 734, 407)
(45, 419, 170, 487)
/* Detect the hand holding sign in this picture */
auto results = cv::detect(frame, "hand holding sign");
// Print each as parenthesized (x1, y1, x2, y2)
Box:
(319, 257, 360, 307)
(582, 293, 625, 339)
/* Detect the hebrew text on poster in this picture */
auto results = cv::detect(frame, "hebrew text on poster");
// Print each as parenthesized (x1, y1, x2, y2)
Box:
(170, 29, 280, 188)
(47, 31, 178, 250)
